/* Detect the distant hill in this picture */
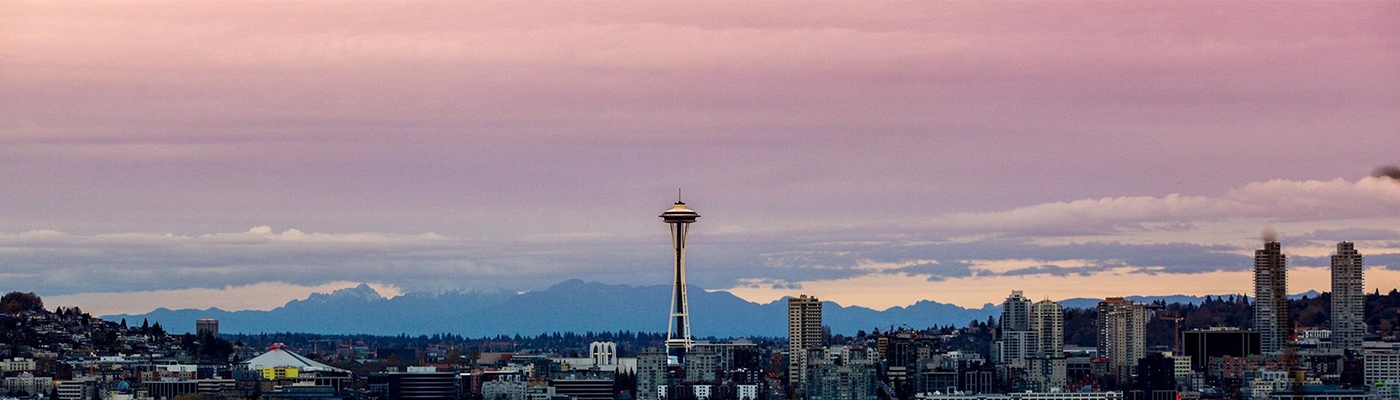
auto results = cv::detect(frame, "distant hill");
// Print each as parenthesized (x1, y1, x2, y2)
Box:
(1060, 294, 1231, 310)
(106, 280, 998, 337)
(103, 281, 1325, 337)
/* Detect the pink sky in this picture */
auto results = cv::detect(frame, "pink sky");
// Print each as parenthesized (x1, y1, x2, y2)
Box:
(2, 1, 1398, 314)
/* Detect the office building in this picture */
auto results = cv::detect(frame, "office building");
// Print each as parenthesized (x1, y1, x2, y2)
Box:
(1098, 298, 1147, 383)
(790, 294, 824, 390)
(480, 372, 527, 400)
(1182, 329, 1261, 371)
(691, 340, 762, 372)
(144, 381, 200, 400)
(4, 372, 52, 396)
(367, 369, 458, 400)
(1268, 386, 1373, 400)
(1332, 242, 1364, 353)
(0, 358, 36, 372)
(56, 379, 99, 400)
(806, 349, 877, 400)
(637, 348, 668, 400)
(685, 346, 718, 382)
(552, 378, 614, 400)
(915, 392, 1126, 400)
(1255, 241, 1289, 354)
(196, 318, 219, 337)
(1365, 348, 1400, 386)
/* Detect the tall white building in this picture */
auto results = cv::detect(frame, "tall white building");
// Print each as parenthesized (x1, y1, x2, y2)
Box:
(1032, 300, 1064, 357)
(1332, 242, 1364, 352)
(998, 291, 1035, 366)
(999, 331, 1040, 366)
(1003, 291, 1033, 332)
(1098, 298, 1146, 383)
(1254, 241, 1289, 354)
(1000, 292, 1065, 391)
(789, 294, 824, 390)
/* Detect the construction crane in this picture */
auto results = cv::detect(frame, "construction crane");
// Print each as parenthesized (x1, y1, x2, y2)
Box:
(1161, 316, 1184, 354)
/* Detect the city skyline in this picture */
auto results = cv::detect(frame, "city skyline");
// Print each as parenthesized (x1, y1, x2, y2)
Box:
(2, 1, 1399, 316)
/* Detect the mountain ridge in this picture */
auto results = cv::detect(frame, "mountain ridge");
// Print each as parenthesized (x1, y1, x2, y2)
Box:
(103, 281, 1315, 337)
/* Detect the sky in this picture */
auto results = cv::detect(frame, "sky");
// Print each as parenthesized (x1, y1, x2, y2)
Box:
(2, 1, 1398, 316)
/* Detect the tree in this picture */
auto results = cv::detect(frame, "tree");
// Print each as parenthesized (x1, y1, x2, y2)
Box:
(446, 347, 462, 364)
(0, 292, 44, 313)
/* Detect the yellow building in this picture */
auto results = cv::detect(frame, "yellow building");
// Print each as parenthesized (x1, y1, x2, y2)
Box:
(260, 367, 300, 380)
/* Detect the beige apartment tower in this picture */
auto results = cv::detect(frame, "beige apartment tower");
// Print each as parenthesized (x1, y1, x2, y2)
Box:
(1097, 298, 1146, 383)
(1332, 242, 1364, 352)
(788, 294, 823, 390)
(1254, 241, 1289, 354)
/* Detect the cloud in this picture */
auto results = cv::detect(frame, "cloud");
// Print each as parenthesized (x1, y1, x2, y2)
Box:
(1295, 228, 1400, 242)
(999, 264, 1114, 278)
(929, 177, 1400, 237)
(0, 175, 1396, 308)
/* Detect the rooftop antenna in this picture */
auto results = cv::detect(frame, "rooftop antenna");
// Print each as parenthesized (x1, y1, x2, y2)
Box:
(678, 188, 682, 203)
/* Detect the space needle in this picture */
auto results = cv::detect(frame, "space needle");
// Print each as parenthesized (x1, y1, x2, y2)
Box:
(660, 194, 699, 359)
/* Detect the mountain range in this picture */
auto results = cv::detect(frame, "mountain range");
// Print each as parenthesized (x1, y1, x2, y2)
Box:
(103, 280, 1308, 337)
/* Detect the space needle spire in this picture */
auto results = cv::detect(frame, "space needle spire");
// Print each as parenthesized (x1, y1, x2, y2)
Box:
(660, 193, 700, 357)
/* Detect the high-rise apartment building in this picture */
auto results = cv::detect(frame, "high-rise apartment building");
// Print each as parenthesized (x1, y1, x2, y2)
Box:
(1254, 241, 1289, 354)
(1098, 298, 1146, 383)
(1332, 242, 1365, 352)
(998, 291, 1036, 366)
(1003, 291, 1032, 332)
(806, 355, 877, 400)
(1032, 300, 1064, 358)
(636, 348, 668, 400)
(789, 294, 823, 390)
(999, 292, 1066, 391)
(999, 294, 1064, 360)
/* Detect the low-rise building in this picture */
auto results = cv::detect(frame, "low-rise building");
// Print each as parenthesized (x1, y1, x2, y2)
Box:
(4, 372, 53, 395)
(0, 358, 36, 372)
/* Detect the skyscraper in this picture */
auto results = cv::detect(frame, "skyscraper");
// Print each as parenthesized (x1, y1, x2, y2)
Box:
(1031, 298, 1066, 391)
(789, 294, 823, 391)
(1098, 298, 1146, 383)
(1032, 299, 1064, 358)
(1002, 291, 1032, 332)
(999, 292, 1065, 391)
(1254, 241, 1289, 354)
(997, 291, 1036, 366)
(1332, 242, 1364, 352)
(660, 199, 700, 357)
